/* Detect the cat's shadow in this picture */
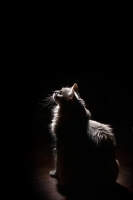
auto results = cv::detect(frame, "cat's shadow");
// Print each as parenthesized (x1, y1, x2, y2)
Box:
(63, 183, 132, 200)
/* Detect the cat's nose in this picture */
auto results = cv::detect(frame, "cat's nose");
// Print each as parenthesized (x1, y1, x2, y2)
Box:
(54, 91, 59, 94)
(53, 91, 58, 99)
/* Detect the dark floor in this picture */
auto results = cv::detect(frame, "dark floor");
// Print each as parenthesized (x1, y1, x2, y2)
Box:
(26, 120, 133, 200)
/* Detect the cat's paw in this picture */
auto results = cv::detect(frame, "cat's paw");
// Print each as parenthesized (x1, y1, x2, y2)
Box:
(49, 170, 58, 178)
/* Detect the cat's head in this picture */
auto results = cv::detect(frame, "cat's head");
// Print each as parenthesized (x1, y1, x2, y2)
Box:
(53, 83, 91, 117)
(53, 83, 79, 104)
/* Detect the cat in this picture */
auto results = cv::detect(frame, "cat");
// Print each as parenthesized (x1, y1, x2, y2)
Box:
(48, 83, 119, 197)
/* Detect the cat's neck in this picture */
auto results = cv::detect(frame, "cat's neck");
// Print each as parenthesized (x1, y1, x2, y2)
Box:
(52, 105, 89, 128)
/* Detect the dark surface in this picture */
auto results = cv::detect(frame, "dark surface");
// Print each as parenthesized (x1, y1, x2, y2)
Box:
(25, 122, 133, 200)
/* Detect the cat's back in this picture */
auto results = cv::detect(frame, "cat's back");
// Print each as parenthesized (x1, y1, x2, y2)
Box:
(89, 119, 112, 132)
(88, 119, 116, 146)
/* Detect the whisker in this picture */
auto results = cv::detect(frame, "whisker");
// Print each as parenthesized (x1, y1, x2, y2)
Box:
(39, 91, 55, 110)
(39, 100, 55, 110)
(39, 101, 50, 105)
(39, 106, 46, 110)
(39, 102, 51, 110)
(40, 96, 53, 103)
(41, 99, 49, 102)
(41, 102, 51, 108)
(45, 93, 52, 97)
(49, 89, 54, 93)
(39, 96, 54, 109)
(47, 101, 55, 109)
(40, 97, 51, 102)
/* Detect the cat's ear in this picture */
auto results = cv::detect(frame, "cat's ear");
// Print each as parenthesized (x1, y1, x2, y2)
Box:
(72, 83, 78, 93)
(68, 83, 78, 100)
(68, 89, 75, 99)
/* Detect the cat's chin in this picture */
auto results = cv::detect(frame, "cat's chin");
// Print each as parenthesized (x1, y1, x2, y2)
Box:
(53, 94, 57, 101)
(53, 96, 60, 105)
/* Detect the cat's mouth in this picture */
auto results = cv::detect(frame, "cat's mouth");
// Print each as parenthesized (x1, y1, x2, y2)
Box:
(53, 93, 57, 100)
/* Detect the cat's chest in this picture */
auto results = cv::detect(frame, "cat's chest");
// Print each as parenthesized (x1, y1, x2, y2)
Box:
(56, 139, 86, 166)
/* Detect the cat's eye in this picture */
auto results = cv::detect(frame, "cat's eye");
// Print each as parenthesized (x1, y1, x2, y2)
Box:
(59, 90, 62, 95)
(54, 90, 61, 94)
(54, 90, 63, 97)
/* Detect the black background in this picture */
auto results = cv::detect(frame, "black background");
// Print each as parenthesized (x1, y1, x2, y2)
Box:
(9, 6, 133, 199)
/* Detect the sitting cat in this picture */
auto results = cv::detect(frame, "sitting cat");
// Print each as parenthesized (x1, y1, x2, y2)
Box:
(49, 83, 119, 196)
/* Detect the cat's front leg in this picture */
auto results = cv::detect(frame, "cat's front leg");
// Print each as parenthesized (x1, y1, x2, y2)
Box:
(49, 169, 58, 178)
(49, 147, 58, 178)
